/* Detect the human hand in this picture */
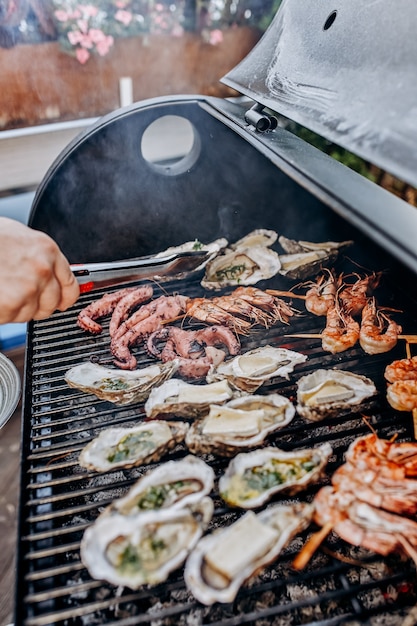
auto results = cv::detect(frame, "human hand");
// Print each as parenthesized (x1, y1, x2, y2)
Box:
(0, 217, 80, 324)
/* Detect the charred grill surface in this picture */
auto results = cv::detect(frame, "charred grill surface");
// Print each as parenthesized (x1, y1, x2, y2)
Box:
(16, 263, 417, 626)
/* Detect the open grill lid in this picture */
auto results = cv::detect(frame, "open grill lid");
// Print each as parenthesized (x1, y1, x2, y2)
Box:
(222, 0, 417, 189)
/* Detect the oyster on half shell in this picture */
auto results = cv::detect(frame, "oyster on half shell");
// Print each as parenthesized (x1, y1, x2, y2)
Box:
(78, 420, 189, 472)
(201, 229, 281, 290)
(81, 497, 213, 590)
(219, 443, 332, 508)
(144, 378, 236, 420)
(278, 236, 353, 280)
(207, 345, 307, 393)
(108, 455, 215, 515)
(185, 393, 295, 457)
(184, 502, 314, 605)
(65, 360, 178, 405)
(296, 368, 377, 422)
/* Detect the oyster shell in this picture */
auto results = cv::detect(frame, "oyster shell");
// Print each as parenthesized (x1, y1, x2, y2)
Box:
(207, 345, 307, 393)
(219, 443, 332, 508)
(201, 229, 281, 290)
(278, 236, 353, 280)
(78, 420, 189, 472)
(109, 455, 215, 515)
(296, 368, 377, 421)
(65, 360, 178, 405)
(184, 502, 314, 605)
(185, 393, 295, 457)
(144, 378, 236, 420)
(154, 237, 228, 272)
(81, 497, 213, 589)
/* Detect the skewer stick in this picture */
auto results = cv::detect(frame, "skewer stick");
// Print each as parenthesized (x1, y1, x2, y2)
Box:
(266, 289, 306, 300)
(285, 333, 417, 342)
(292, 522, 333, 571)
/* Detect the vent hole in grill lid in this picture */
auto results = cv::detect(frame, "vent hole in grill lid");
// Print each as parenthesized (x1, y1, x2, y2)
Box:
(323, 10, 337, 30)
(140, 115, 201, 176)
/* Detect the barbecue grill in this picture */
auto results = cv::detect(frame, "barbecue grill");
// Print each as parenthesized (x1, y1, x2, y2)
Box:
(14, 1, 417, 624)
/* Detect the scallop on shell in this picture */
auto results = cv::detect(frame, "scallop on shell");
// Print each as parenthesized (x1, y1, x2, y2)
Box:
(201, 229, 281, 290)
(219, 443, 332, 509)
(81, 497, 213, 589)
(144, 378, 236, 420)
(185, 393, 295, 457)
(207, 345, 307, 393)
(78, 420, 189, 472)
(108, 455, 215, 516)
(184, 502, 314, 605)
(65, 360, 178, 405)
(296, 368, 377, 422)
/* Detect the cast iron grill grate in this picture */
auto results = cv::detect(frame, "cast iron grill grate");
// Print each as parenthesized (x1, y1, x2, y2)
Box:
(16, 270, 417, 626)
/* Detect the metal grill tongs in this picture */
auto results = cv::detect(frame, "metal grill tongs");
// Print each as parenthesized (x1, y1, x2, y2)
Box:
(71, 250, 210, 292)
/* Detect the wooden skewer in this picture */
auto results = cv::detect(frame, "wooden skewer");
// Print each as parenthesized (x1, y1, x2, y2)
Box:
(292, 522, 333, 571)
(285, 333, 417, 342)
(266, 289, 306, 300)
(413, 409, 417, 441)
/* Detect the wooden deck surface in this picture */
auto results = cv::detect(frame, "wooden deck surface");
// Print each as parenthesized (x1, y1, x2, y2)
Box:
(0, 347, 25, 626)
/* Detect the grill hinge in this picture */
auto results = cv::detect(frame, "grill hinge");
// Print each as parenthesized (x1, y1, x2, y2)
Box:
(245, 103, 278, 132)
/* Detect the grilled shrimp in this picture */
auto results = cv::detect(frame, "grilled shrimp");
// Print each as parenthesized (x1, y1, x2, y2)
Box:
(186, 299, 252, 335)
(321, 302, 360, 353)
(387, 380, 417, 413)
(339, 271, 381, 316)
(304, 269, 338, 316)
(232, 286, 296, 324)
(211, 294, 273, 327)
(359, 297, 402, 355)
(314, 486, 417, 565)
(385, 356, 417, 383)
(77, 287, 137, 334)
(345, 433, 417, 477)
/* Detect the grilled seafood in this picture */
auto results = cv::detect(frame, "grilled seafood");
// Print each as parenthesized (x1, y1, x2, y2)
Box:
(304, 269, 338, 316)
(108, 455, 215, 516)
(186, 299, 252, 335)
(219, 443, 332, 508)
(185, 393, 296, 457)
(277, 236, 353, 280)
(321, 302, 360, 353)
(81, 498, 213, 590)
(77, 287, 139, 334)
(359, 297, 402, 355)
(207, 345, 307, 393)
(65, 360, 178, 405)
(78, 421, 189, 472)
(338, 272, 381, 316)
(110, 295, 190, 369)
(146, 325, 240, 380)
(313, 486, 417, 567)
(387, 380, 417, 412)
(296, 369, 377, 421)
(232, 286, 296, 324)
(385, 356, 417, 383)
(109, 285, 155, 336)
(345, 433, 417, 477)
(184, 503, 314, 605)
(201, 229, 281, 290)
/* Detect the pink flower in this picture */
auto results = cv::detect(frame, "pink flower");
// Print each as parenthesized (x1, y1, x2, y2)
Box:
(115, 10, 132, 26)
(67, 30, 83, 45)
(77, 19, 89, 33)
(89, 28, 106, 43)
(75, 47, 90, 64)
(209, 29, 223, 45)
(116, 1, 128, 7)
(82, 5, 99, 17)
(54, 10, 69, 22)
(95, 35, 114, 56)
(171, 24, 184, 37)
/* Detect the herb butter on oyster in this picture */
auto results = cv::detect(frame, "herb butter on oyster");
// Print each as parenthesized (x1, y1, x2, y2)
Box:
(81, 497, 213, 589)
(184, 502, 314, 605)
(65, 360, 178, 405)
(201, 229, 281, 290)
(296, 368, 377, 421)
(207, 345, 307, 393)
(219, 443, 332, 508)
(185, 393, 295, 456)
(78, 421, 189, 472)
(144, 378, 236, 420)
(108, 455, 215, 515)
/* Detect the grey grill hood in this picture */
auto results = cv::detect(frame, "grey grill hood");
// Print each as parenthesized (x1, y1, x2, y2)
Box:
(222, 0, 417, 189)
